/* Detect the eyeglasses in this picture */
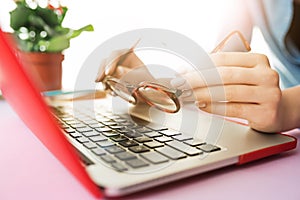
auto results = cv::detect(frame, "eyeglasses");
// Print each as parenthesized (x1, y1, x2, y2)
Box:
(103, 76, 184, 113)
(101, 30, 251, 113)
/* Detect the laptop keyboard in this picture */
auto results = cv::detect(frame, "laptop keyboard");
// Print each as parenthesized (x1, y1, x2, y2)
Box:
(51, 105, 221, 172)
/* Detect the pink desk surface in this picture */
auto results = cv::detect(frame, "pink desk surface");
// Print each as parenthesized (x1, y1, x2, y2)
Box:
(1, 100, 300, 200)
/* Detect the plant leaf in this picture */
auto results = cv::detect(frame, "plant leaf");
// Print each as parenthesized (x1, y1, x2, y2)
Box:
(42, 35, 70, 52)
(69, 24, 94, 39)
(28, 15, 55, 36)
(58, 7, 68, 25)
(36, 6, 60, 27)
(10, 3, 33, 30)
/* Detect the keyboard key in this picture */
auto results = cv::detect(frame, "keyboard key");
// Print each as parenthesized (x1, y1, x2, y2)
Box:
(69, 131, 82, 138)
(155, 136, 173, 143)
(197, 144, 221, 153)
(76, 127, 93, 133)
(82, 131, 100, 137)
(92, 147, 106, 156)
(166, 141, 202, 156)
(172, 134, 193, 141)
(110, 135, 128, 142)
(112, 118, 127, 123)
(111, 162, 128, 172)
(155, 146, 186, 160)
(126, 159, 149, 168)
(134, 136, 152, 143)
(144, 131, 162, 138)
(184, 139, 206, 147)
(115, 152, 137, 160)
(141, 151, 169, 164)
(119, 140, 139, 147)
(82, 119, 99, 125)
(102, 121, 118, 126)
(144, 141, 164, 149)
(71, 123, 87, 128)
(64, 127, 76, 133)
(76, 137, 90, 143)
(96, 127, 113, 132)
(65, 120, 81, 125)
(89, 135, 107, 142)
(101, 131, 119, 137)
(97, 140, 115, 147)
(129, 145, 150, 153)
(159, 129, 181, 137)
(83, 141, 97, 149)
(61, 117, 75, 122)
(100, 155, 116, 163)
(88, 123, 105, 128)
(105, 145, 125, 154)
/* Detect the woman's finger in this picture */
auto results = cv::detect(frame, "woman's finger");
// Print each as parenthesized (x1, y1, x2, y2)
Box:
(183, 84, 277, 104)
(210, 52, 270, 67)
(172, 63, 277, 91)
(196, 101, 258, 120)
(172, 67, 261, 90)
(196, 101, 281, 132)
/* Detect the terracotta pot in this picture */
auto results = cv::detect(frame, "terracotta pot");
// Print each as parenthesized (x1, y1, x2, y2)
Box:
(18, 52, 64, 91)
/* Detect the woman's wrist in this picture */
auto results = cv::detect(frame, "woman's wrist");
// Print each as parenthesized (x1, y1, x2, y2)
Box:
(278, 86, 300, 132)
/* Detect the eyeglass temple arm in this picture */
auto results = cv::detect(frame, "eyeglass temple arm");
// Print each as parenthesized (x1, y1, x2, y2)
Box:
(211, 30, 251, 53)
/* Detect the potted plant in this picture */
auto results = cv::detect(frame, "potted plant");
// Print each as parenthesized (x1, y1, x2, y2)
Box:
(9, 0, 94, 91)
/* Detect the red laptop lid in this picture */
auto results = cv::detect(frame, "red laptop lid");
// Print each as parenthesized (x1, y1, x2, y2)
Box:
(0, 29, 101, 198)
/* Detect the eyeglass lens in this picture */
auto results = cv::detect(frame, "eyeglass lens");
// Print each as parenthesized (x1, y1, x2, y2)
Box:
(137, 86, 178, 112)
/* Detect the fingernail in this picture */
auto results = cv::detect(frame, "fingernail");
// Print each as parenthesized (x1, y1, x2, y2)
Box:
(171, 77, 186, 88)
(196, 102, 207, 108)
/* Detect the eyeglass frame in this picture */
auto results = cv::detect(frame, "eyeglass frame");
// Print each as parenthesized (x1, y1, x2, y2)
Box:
(101, 30, 251, 113)
(103, 75, 183, 113)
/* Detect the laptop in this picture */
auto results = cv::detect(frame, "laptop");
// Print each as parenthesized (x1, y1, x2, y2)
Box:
(0, 29, 297, 198)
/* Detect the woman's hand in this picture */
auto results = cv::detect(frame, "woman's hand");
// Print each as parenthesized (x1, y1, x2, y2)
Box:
(95, 44, 157, 85)
(171, 52, 284, 133)
(95, 48, 146, 82)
